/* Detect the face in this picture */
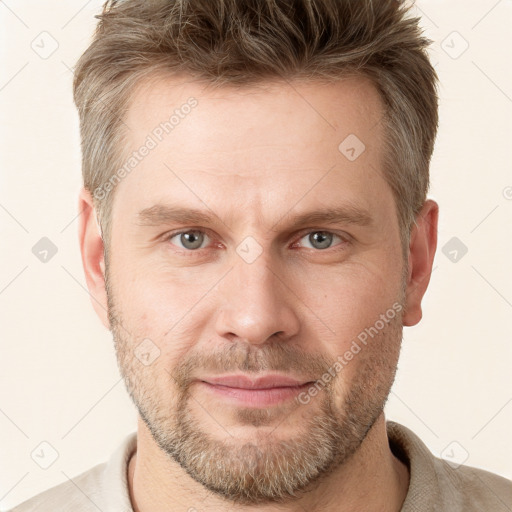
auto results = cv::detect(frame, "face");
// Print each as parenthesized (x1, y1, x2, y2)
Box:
(103, 75, 408, 504)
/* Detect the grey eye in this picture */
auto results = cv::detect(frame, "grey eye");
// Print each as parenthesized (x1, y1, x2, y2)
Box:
(300, 231, 340, 250)
(170, 231, 208, 250)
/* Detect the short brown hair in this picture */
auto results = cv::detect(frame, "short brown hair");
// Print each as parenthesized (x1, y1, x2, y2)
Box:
(73, 0, 438, 261)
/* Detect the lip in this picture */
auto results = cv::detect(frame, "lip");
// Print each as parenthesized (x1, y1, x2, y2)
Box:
(201, 374, 311, 389)
(197, 374, 316, 407)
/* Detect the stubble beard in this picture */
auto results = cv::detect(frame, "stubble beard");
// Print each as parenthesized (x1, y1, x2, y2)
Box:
(106, 267, 405, 505)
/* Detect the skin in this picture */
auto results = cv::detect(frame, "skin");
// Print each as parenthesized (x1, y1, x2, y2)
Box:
(78, 74, 438, 511)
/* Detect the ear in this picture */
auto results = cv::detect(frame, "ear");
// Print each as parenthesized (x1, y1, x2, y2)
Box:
(78, 187, 110, 329)
(402, 199, 439, 327)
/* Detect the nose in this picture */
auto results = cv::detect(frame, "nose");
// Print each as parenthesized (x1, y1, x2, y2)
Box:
(214, 250, 301, 346)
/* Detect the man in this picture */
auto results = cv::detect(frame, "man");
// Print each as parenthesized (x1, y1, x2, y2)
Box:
(10, 0, 512, 511)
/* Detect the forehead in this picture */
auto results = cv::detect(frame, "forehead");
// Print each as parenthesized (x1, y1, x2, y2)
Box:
(124, 73, 385, 161)
(113, 73, 391, 227)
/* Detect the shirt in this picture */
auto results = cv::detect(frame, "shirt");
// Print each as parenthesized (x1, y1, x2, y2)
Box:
(8, 421, 512, 511)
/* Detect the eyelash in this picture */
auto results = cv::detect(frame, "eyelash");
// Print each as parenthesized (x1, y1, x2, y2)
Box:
(163, 228, 351, 254)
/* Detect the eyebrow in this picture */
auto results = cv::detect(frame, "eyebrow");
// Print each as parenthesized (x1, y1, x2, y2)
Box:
(136, 204, 373, 230)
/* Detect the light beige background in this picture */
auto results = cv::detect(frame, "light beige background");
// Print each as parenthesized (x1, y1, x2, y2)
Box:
(1, 0, 511, 509)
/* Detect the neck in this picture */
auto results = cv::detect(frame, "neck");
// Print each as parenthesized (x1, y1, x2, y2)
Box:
(128, 413, 409, 512)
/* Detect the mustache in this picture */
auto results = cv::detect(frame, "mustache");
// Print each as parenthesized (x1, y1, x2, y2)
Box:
(169, 341, 334, 391)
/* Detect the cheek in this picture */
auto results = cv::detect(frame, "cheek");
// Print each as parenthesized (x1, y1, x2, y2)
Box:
(299, 258, 403, 348)
(327, 315, 402, 404)
(112, 261, 209, 335)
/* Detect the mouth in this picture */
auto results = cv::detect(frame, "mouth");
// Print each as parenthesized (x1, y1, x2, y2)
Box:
(197, 374, 316, 407)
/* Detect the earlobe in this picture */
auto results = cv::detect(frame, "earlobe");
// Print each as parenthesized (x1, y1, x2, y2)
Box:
(402, 199, 439, 327)
(78, 187, 110, 330)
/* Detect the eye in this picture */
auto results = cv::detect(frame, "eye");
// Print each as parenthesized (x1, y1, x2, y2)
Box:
(168, 230, 210, 250)
(164, 229, 348, 253)
(296, 231, 346, 250)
